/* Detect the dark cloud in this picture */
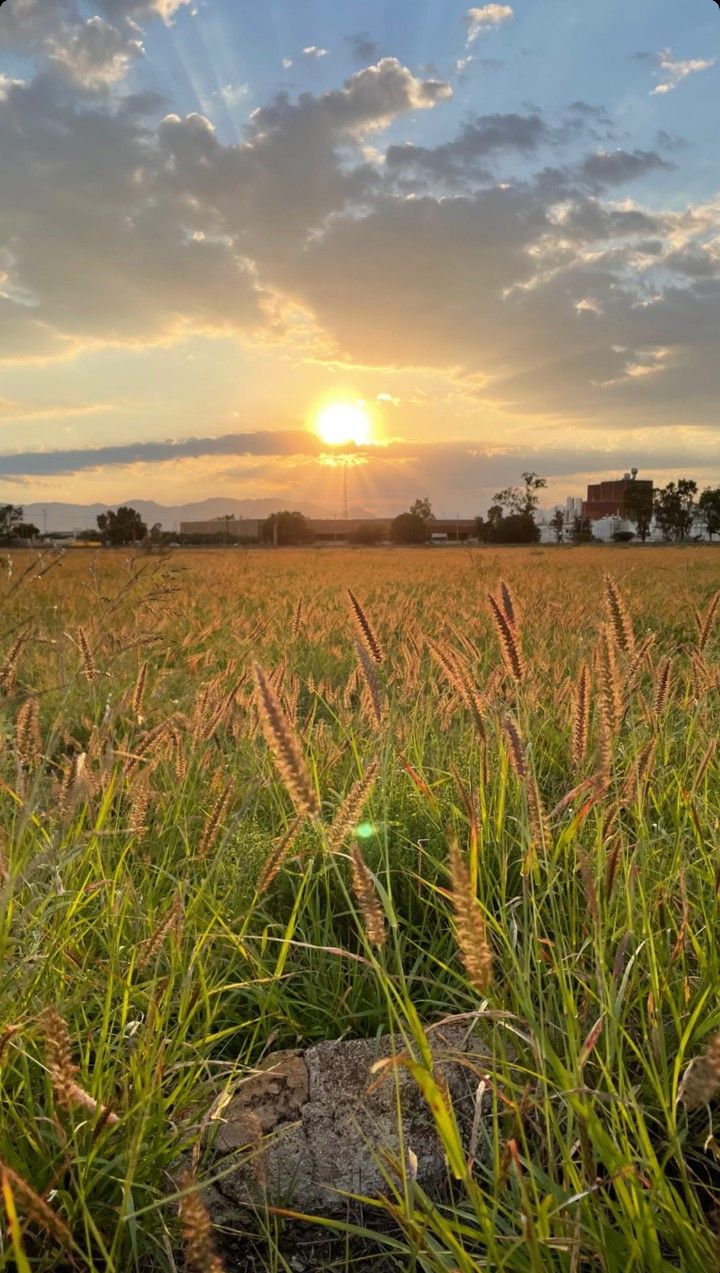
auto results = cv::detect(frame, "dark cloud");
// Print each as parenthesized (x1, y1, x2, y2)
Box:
(0, 430, 324, 476)
(385, 113, 550, 186)
(0, 9, 719, 441)
(577, 148, 673, 191)
(345, 32, 380, 64)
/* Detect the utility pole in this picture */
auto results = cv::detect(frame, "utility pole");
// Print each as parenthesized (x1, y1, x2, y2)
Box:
(343, 462, 349, 521)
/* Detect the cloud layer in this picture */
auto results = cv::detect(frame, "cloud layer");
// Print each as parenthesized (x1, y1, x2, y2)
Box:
(1, 0, 720, 501)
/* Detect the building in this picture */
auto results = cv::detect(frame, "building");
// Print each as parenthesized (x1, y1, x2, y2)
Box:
(582, 469, 653, 521)
(180, 518, 261, 542)
(179, 516, 478, 544)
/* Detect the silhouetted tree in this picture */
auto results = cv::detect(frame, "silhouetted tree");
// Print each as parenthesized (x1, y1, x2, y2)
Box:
(15, 523, 40, 539)
(549, 509, 565, 542)
(390, 511, 428, 544)
(698, 488, 720, 541)
(571, 514, 593, 544)
(493, 471, 547, 517)
(97, 506, 147, 545)
(260, 511, 314, 545)
(624, 482, 654, 543)
(409, 497, 435, 523)
(0, 505, 24, 541)
(653, 480, 697, 543)
(475, 509, 539, 544)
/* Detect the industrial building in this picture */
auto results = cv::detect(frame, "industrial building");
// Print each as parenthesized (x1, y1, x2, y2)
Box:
(582, 469, 653, 521)
(179, 516, 477, 543)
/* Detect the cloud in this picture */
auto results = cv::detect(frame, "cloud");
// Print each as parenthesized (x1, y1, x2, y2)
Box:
(576, 148, 673, 191)
(302, 46, 329, 60)
(0, 0, 190, 89)
(649, 51, 715, 95)
(0, 398, 111, 422)
(385, 112, 554, 188)
(466, 5, 514, 43)
(345, 32, 380, 64)
(1, 17, 720, 443)
(0, 430, 326, 477)
(214, 83, 251, 107)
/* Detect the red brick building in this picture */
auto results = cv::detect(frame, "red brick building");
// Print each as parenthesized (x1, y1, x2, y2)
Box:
(582, 473, 653, 521)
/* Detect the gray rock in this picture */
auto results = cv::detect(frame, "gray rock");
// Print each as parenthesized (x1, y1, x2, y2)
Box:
(204, 1021, 490, 1218)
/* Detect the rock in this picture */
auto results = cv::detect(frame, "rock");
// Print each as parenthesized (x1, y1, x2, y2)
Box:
(204, 1021, 490, 1218)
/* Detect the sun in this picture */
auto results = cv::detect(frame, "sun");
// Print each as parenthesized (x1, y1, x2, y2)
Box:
(314, 401, 373, 447)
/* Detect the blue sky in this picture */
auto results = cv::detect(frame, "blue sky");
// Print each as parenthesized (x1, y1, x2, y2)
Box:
(1, 0, 719, 515)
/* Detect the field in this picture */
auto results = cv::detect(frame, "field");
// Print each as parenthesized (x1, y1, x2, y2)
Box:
(1, 544, 719, 1272)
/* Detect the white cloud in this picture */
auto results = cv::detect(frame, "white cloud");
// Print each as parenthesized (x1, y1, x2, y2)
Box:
(302, 46, 329, 59)
(282, 57, 293, 69)
(215, 83, 251, 107)
(466, 5, 514, 43)
(650, 51, 715, 95)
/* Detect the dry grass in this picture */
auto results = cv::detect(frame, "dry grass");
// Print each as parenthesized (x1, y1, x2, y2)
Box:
(0, 543, 719, 1272)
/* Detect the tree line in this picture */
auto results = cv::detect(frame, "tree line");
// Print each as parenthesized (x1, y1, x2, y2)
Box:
(1, 475, 719, 546)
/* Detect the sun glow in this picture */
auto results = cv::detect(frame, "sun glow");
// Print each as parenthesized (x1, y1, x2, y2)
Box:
(314, 401, 373, 447)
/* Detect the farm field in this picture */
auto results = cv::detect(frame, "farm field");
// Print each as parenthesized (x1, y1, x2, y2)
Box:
(1, 544, 720, 1272)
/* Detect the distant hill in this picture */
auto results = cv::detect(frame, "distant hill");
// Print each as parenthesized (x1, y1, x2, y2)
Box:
(21, 499, 377, 534)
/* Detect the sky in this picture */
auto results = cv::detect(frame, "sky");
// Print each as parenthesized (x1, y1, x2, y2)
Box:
(1, 0, 720, 519)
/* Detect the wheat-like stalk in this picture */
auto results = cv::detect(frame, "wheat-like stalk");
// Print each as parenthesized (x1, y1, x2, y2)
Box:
(354, 641, 385, 730)
(596, 626, 623, 733)
(292, 598, 303, 638)
(328, 759, 380, 852)
(698, 589, 720, 654)
(426, 637, 485, 738)
(42, 1008, 119, 1125)
(503, 714, 527, 779)
(499, 579, 518, 629)
(139, 889, 184, 969)
(256, 816, 302, 894)
(448, 840, 492, 994)
(77, 626, 97, 682)
(488, 593, 524, 684)
(178, 1170, 226, 1273)
(198, 781, 233, 861)
(347, 589, 384, 665)
(692, 739, 717, 795)
(653, 657, 673, 717)
(679, 1033, 720, 1110)
(15, 696, 42, 768)
(131, 659, 148, 721)
(0, 1158, 71, 1248)
(349, 843, 386, 947)
(0, 630, 28, 696)
(571, 663, 590, 770)
(604, 574, 635, 655)
(254, 663, 320, 818)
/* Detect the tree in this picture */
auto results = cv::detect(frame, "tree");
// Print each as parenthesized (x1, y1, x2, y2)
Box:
(0, 505, 24, 541)
(409, 497, 435, 523)
(493, 471, 547, 518)
(698, 488, 720, 541)
(549, 509, 565, 543)
(97, 506, 147, 545)
(390, 511, 429, 544)
(624, 482, 654, 543)
(475, 509, 539, 545)
(571, 514, 593, 544)
(260, 511, 314, 546)
(653, 480, 698, 543)
(15, 523, 40, 539)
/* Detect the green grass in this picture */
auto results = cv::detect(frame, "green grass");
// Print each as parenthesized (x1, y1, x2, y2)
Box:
(0, 545, 719, 1271)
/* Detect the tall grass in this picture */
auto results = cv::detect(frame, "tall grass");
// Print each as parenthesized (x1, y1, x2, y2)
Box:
(0, 545, 719, 1271)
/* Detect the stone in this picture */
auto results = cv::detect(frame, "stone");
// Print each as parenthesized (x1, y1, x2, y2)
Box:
(204, 1021, 491, 1218)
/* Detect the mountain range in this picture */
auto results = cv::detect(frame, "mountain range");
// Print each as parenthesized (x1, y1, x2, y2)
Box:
(20, 498, 375, 534)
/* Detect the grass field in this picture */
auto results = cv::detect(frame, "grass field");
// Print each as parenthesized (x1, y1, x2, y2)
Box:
(1, 544, 719, 1272)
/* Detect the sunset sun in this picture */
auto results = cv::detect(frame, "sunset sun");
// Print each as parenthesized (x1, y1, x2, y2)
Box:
(314, 401, 373, 448)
